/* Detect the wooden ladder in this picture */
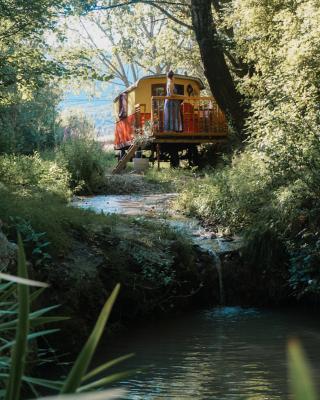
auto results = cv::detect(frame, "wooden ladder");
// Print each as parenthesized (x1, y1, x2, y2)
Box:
(112, 144, 137, 174)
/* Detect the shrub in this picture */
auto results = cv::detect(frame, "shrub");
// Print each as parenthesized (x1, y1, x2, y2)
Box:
(0, 153, 71, 201)
(56, 137, 115, 194)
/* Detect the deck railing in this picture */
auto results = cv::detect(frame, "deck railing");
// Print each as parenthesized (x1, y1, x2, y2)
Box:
(134, 103, 147, 131)
(150, 96, 228, 137)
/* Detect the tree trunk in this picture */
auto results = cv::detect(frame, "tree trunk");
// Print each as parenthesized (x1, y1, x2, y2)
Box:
(190, 0, 245, 134)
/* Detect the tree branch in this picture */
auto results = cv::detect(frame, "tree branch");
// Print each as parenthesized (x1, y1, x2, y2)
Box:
(87, 1, 193, 30)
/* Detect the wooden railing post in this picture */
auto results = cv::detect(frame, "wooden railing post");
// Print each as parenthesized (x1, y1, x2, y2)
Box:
(150, 95, 228, 138)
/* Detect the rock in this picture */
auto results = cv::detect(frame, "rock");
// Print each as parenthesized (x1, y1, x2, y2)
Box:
(0, 222, 17, 270)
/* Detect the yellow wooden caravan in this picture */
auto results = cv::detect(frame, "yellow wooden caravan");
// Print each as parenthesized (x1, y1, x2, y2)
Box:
(113, 74, 228, 172)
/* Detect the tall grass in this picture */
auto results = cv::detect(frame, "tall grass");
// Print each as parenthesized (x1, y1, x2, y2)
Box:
(1, 240, 131, 400)
(56, 138, 116, 194)
(0, 153, 71, 201)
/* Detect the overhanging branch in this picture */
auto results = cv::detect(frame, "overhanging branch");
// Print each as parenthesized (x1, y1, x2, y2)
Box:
(87, 0, 193, 30)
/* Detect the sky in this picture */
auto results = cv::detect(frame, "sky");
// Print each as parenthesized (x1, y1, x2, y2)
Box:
(59, 87, 116, 137)
(56, 14, 124, 138)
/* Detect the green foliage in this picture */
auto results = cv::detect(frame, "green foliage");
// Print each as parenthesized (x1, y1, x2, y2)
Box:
(0, 241, 65, 398)
(62, 3, 203, 89)
(0, 185, 108, 254)
(289, 231, 320, 298)
(10, 217, 52, 267)
(175, 149, 320, 298)
(0, 86, 63, 154)
(61, 284, 121, 394)
(288, 340, 317, 400)
(56, 137, 114, 194)
(0, 153, 71, 201)
(145, 166, 195, 193)
(0, 240, 128, 399)
(174, 0, 320, 299)
(4, 235, 30, 400)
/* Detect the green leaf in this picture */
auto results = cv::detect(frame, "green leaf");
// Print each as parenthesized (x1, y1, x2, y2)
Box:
(22, 376, 63, 391)
(0, 272, 48, 288)
(0, 282, 16, 303)
(29, 316, 69, 328)
(78, 370, 135, 392)
(4, 234, 30, 400)
(83, 353, 134, 382)
(61, 284, 120, 394)
(37, 388, 125, 400)
(29, 287, 46, 303)
(288, 339, 317, 400)
(0, 283, 15, 303)
(0, 329, 60, 352)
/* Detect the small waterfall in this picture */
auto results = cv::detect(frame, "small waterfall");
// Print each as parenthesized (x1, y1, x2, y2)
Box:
(165, 217, 228, 306)
(208, 249, 225, 306)
(73, 194, 236, 307)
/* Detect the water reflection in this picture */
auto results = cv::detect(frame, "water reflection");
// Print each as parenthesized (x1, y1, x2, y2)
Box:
(73, 194, 177, 216)
(95, 308, 320, 400)
(73, 194, 243, 255)
(73, 195, 320, 398)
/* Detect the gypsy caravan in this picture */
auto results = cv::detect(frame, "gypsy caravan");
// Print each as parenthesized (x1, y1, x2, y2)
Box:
(113, 74, 228, 172)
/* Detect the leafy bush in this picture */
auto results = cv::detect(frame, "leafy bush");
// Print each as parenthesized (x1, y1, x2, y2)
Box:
(175, 152, 272, 230)
(0, 153, 71, 201)
(175, 150, 320, 299)
(0, 86, 62, 155)
(56, 137, 115, 194)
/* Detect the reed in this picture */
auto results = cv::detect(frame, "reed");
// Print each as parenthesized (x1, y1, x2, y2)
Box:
(1, 240, 131, 400)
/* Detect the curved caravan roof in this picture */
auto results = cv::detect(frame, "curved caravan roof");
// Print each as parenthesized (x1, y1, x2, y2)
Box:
(113, 74, 205, 102)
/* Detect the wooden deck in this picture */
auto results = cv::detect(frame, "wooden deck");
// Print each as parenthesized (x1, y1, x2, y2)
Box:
(150, 95, 228, 142)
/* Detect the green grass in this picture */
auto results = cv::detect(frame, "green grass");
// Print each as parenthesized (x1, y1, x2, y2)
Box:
(145, 165, 197, 192)
(0, 153, 71, 201)
(0, 184, 118, 255)
(56, 138, 117, 194)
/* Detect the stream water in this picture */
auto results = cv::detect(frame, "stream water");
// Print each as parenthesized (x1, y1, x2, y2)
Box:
(73, 194, 320, 399)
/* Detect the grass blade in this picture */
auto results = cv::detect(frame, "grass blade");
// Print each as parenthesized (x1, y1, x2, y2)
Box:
(29, 287, 46, 303)
(61, 284, 120, 394)
(29, 316, 70, 328)
(0, 283, 15, 303)
(22, 376, 63, 390)
(0, 329, 60, 352)
(288, 339, 317, 400)
(4, 235, 30, 400)
(78, 370, 135, 392)
(83, 353, 134, 382)
(37, 388, 126, 400)
(0, 272, 48, 288)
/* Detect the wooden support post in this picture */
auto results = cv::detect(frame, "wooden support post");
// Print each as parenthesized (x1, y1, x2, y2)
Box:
(156, 143, 160, 170)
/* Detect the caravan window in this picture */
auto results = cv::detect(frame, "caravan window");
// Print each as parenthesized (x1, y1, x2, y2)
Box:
(174, 84, 184, 95)
(152, 84, 166, 96)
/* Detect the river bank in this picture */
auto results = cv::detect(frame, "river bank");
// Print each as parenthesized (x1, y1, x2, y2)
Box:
(0, 169, 306, 355)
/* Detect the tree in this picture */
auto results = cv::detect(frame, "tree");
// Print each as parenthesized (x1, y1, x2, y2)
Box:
(61, 3, 202, 88)
(0, 86, 62, 153)
(190, 0, 245, 133)
(79, 0, 247, 133)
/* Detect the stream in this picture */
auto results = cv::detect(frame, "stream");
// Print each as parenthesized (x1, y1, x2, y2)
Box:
(73, 194, 320, 399)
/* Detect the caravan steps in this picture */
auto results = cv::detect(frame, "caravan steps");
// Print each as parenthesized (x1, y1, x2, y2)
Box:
(112, 144, 137, 174)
